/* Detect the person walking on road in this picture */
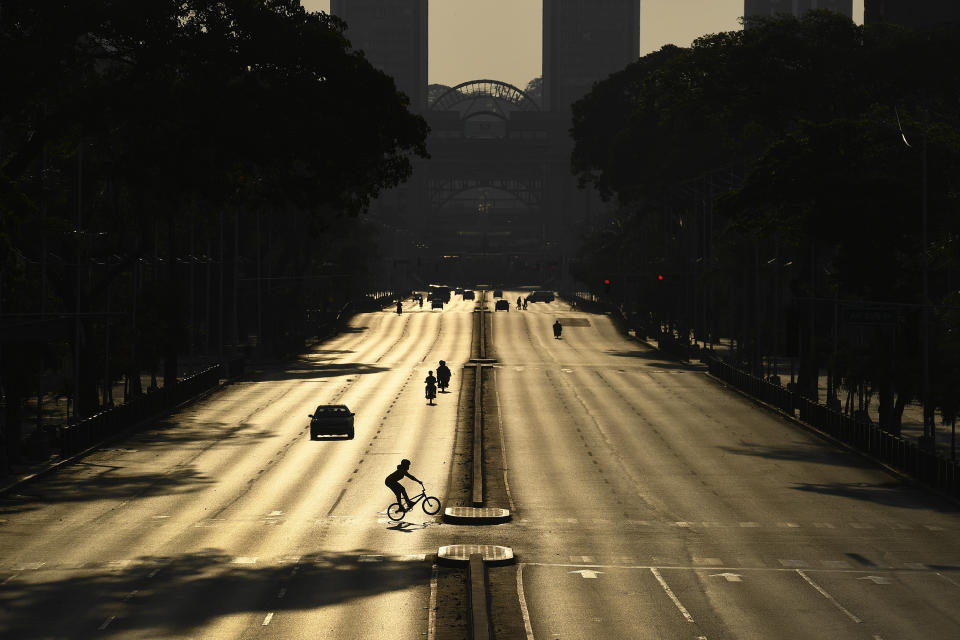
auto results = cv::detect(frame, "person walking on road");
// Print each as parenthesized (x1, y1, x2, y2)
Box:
(553, 319, 562, 339)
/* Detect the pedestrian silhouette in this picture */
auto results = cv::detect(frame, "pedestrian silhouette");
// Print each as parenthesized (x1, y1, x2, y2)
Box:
(425, 371, 437, 404)
(553, 319, 562, 339)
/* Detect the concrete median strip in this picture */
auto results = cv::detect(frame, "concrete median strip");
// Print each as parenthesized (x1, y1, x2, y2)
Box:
(437, 544, 515, 567)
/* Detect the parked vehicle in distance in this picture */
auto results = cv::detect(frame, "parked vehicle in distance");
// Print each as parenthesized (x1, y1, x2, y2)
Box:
(309, 404, 354, 439)
(495, 299, 510, 311)
(431, 298, 444, 309)
(493, 290, 503, 298)
(454, 287, 464, 296)
(462, 290, 475, 300)
(525, 290, 555, 303)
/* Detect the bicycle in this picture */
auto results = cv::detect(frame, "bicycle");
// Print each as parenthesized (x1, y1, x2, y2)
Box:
(387, 485, 441, 521)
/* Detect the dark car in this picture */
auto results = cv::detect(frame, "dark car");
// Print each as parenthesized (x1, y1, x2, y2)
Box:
(525, 290, 555, 303)
(309, 404, 354, 439)
(495, 299, 510, 311)
(431, 298, 444, 309)
(462, 290, 475, 300)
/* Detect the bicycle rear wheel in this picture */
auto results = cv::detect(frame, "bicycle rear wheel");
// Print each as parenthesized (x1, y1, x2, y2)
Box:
(421, 496, 441, 515)
(386, 503, 406, 521)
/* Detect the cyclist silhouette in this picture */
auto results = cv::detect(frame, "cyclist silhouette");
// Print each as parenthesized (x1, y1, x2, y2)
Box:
(385, 459, 421, 511)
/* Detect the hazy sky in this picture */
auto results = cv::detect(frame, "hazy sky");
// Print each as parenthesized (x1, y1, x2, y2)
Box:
(301, 1, 864, 89)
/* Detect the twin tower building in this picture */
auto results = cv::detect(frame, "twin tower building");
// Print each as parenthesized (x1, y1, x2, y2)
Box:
(329, 0, 641, 114)
(328, 1, 642, 284)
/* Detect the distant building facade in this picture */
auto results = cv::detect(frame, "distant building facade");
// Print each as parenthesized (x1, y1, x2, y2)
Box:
(542, 0, 641, 113)
(329, 0, 428, 110)
(864, 0, 960, 29)
(744, 0, 852, 19)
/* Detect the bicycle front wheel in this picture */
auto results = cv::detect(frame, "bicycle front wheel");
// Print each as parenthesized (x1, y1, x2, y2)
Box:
(421, 496, 441, 515)
(386, 503, 406, 521)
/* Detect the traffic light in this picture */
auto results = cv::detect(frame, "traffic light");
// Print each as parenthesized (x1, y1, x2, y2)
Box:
(603, 278, 611, 294)
(657, 274, 664, 281)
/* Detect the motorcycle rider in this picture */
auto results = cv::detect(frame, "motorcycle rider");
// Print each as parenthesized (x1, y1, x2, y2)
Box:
(425, 370, 437, 405)
(517, 296, 522, 310)
(436, 360, 452, 393)
(396, 299, 403, 315)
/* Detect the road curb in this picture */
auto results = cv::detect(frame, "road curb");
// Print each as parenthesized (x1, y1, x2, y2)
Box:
(443, 506, 511, 525)
(0, 380, 230, 497)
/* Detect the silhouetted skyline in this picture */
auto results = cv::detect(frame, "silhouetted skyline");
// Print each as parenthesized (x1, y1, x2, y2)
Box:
(301, 1, 865, 89)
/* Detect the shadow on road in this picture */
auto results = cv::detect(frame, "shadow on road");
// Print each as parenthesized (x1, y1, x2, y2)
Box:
(245, 362, 390, 383)
(0, 550, 430, 637)
(791, 481, 960, 512)
(718, 441, 874, 469)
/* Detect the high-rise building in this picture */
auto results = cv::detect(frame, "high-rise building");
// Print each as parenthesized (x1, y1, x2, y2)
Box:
(864, 0, 960, 29)
(744, 0, 852, 19)
(329, 0, 428, 110)
(542, 0, 641, 113)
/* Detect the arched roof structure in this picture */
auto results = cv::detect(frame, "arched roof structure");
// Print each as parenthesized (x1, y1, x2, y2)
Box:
(429, 79, 541, 114)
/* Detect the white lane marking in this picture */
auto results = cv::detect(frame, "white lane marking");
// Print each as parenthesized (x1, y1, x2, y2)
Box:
(796, 570, 862, 624)
(262, 612, 274, 626)
(814, 522, 835, 529)
(232, 557, 258, 564)
(359, 555, 384, 563)
(924, 525, 945, 531)
(936, 572, 960, 588)
(428, 563, 438, 640)
(739, 522, 760, 527)
(674, 522, 692, 528)
(2, 574, 17, 584)
(651, 568, 694, 623)
(709, 573, 742, 582)
(857, 576, 891, 585)
(123, 590, 138, 601)
(268, 510, 283, 517)
(516, 564, 536, 640)
(18, 562, 45, 570)
(148, 568, 162, 578)
(569, 569, 603, 579)
(98, 616, 116, 630)
(152, 515, 171, 519)
(779, 559, 808, 568)
(277, 587, 287, 599)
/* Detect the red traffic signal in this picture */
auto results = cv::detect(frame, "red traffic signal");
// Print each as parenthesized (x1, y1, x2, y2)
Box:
(657, 274, 664, 281)
(603, 278, 611, 285)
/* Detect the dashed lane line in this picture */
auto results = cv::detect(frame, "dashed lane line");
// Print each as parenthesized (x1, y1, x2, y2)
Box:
(796, 569, 862, 624)
(651, 567, 695, 623)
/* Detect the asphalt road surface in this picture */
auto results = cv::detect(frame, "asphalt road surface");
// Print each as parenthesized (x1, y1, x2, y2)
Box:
(490, 293, 960, 640)
(2, 292, 959, 639)
(0, 296, 473, 639)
